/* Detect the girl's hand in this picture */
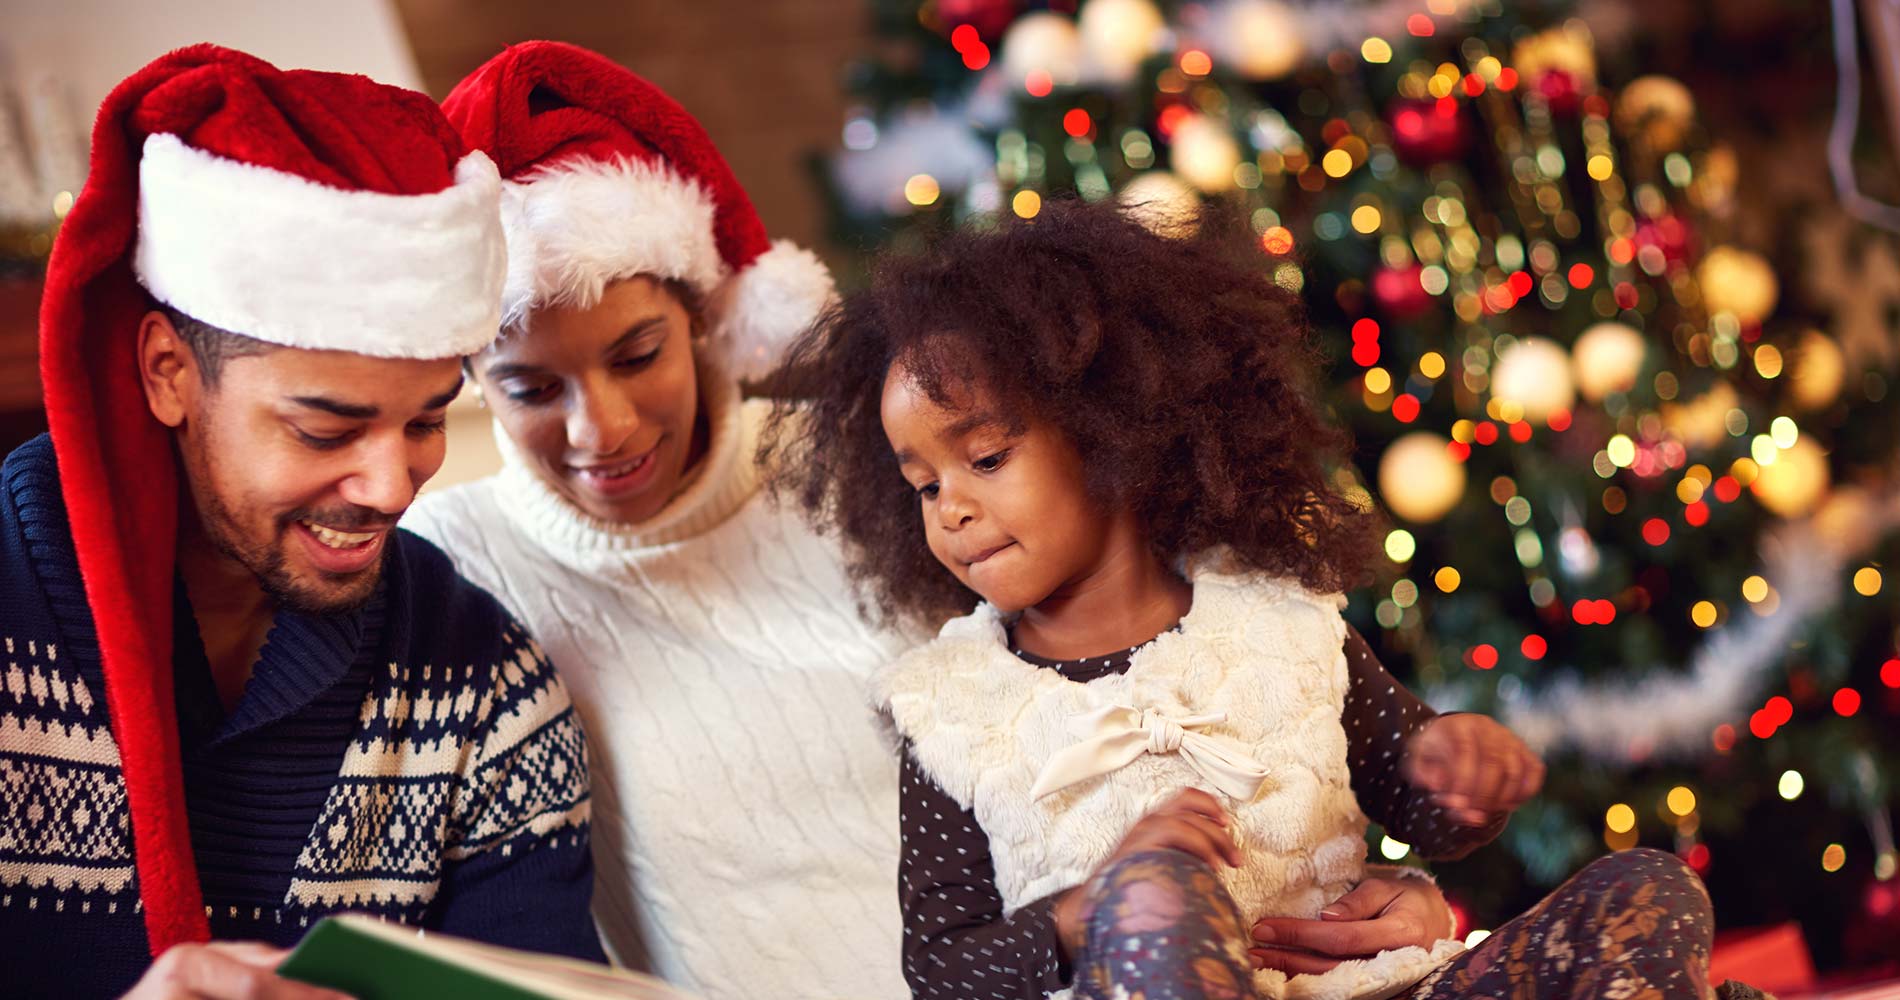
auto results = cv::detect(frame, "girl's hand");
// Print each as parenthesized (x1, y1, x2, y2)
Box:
(1402, 713, 1544, 827)
(1248, 870, 1454, 974)
(1053, 788, 1241, 956)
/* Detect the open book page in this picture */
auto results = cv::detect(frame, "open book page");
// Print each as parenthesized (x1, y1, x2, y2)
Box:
(280, 914, 703, 1000)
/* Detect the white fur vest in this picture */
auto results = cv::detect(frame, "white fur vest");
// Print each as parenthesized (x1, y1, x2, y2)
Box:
(875, 564, 1460, 1000)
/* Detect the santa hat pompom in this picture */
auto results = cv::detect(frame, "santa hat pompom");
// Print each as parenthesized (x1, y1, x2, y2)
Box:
(712, 239, 835, 381)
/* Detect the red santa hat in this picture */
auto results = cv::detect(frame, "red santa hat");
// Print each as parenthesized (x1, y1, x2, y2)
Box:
(440, 41, 833, 380)
(39, 44, 504, 955)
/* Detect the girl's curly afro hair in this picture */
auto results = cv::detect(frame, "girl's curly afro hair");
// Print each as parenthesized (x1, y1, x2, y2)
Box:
(763, 198, 1380, 627)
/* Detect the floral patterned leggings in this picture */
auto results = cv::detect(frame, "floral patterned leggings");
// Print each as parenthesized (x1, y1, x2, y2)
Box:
(1071, 847, 1717, 1000)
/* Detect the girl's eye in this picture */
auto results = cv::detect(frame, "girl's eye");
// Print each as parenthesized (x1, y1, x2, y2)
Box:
(973, 449, 1010, 473)
(917, 482, 940, 500)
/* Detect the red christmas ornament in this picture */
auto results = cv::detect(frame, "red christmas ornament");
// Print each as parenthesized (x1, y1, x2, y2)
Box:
(1635, 213, 1696, 269)
(1371, 263, 1434, 319)
(1534, 68, 1583, 114)
(937, 0, 1022, 41)
(1387, 98, 1467, 166)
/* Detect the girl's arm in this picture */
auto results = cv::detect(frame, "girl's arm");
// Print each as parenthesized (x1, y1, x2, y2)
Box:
(899, 747, 1070, 1000)
(1340, 626, 1508, 860)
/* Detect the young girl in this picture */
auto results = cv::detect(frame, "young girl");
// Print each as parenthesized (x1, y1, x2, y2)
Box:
(769, 201, 1719, 1000)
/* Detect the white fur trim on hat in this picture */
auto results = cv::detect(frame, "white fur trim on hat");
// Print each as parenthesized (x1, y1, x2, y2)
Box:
(708, 238, 835, 381)
(498, 157, 833, 380)
(134, 133, 504, 359)
(498, 155, 724, 329)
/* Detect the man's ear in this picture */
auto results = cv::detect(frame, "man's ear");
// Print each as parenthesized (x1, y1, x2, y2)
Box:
(137, 310, 198, 428)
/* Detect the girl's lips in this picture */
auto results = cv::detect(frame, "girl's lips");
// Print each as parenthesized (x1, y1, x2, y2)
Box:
(963, 541, 1015, 565)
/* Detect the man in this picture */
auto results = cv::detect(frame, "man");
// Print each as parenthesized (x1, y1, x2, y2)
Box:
(0, 46, 604, 997)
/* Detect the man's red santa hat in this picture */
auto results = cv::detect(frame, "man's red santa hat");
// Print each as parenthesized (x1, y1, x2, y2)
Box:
(39, 44, 505, 955)
(441, 41, 833, 380)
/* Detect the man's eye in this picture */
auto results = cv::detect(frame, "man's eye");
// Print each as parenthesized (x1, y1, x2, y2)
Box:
(409, 419, 448, 438)
(296, 430, 351, 451)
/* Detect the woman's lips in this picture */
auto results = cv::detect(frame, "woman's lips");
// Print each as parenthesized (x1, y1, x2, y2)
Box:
(568, 444, 662, 499)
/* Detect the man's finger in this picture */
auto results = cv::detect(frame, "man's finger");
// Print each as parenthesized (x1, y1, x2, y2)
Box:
(174, 947, 351, 1000)
(1316, 878, 1404, 921)
(1251, 913, 1423, 957)
(1249, 947, 1346, 976)
(201, 941, 293, 969)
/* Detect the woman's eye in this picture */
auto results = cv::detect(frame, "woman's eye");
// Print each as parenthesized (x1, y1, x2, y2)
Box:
(917, 482, 940, 500)
(973, 449, 1010, 472)
(504, 382, 557, 404)
(614, 348, 662, 370)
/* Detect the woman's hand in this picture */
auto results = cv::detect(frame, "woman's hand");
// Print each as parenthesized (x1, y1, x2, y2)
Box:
(1053, 788, 1241, 956)
(1403, 713, 1544, 827)
(1248, 869, 1455, 975)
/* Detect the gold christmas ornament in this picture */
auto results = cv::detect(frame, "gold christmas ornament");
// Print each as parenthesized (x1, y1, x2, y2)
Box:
(1661, 382, 1739, 449)
(1750, 436, 1829, 518)
(1510, 25, 1596, 89)
(1788, 329, 1846, 411)
(1572, 322, 1647, 401)
(1078, 0, 1165, 84)
(1812, 486, 1878, 558)
(1614, 75, 1697, 151)
(1697, 246, 1779, 323)
(1116, 171, 1200, 237)
(1491, 336, 1577, 422)
(1168, 112, 1243, 193)
(1378, 432, 1467, 524)
(1213, 0, 1305, 81)
(1002, 12, 1084, 87)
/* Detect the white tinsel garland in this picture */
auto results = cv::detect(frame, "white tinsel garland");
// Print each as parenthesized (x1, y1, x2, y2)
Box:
(1427, 489, 1900, 765)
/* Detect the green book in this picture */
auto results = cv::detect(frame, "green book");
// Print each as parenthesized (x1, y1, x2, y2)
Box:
(279, 915, 701, 1000)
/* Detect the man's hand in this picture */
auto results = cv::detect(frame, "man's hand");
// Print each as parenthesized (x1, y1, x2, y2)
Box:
(1249, 871, 1455, 974)
(122, 942, 352, 1000)
(1053, 788, 1242, 956)
(1403, 713, 1544, 827)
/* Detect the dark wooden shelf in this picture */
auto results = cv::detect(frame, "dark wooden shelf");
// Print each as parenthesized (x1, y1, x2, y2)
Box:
(0, 276, 43, 415)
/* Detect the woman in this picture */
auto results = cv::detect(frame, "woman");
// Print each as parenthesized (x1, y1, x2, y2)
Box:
(406, 41, 1543, 1000)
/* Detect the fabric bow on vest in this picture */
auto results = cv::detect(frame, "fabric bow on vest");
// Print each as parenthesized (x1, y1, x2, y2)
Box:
(1030, 705, 1271, 802)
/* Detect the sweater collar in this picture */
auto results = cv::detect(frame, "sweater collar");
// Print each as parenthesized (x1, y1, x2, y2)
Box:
(8, 433, 385, 746)
(491, 347, 761, 557)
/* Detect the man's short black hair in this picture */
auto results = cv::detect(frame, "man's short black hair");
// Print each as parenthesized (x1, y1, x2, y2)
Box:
(156, 303, 276, 385)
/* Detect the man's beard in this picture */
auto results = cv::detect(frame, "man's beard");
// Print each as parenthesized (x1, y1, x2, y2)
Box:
(195, 489, 390, 617)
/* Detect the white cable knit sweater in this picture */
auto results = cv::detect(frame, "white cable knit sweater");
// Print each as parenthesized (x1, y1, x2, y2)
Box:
(404, 367, 916, 1000)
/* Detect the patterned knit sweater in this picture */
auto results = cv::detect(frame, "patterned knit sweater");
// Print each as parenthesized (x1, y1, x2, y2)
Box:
(0, 435, 604, 997)
(404, 366, 916, 1000)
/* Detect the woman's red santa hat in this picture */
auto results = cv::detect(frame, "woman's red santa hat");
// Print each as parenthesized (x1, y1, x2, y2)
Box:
(39, 44, 505, 955)
(441, 41, 834, 380)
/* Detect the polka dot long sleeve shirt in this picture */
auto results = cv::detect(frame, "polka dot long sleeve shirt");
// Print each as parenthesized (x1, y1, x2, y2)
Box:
(897, 625, 1504, 1000)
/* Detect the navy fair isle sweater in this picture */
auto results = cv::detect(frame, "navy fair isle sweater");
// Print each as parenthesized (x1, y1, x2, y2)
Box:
(0, 435, 606, 997)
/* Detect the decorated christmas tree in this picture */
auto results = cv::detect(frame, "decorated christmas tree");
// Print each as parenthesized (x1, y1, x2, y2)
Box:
(816, 0, 1900, 970)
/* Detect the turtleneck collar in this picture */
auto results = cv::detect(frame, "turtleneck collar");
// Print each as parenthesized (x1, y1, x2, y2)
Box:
(491, 345, 762, 561)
